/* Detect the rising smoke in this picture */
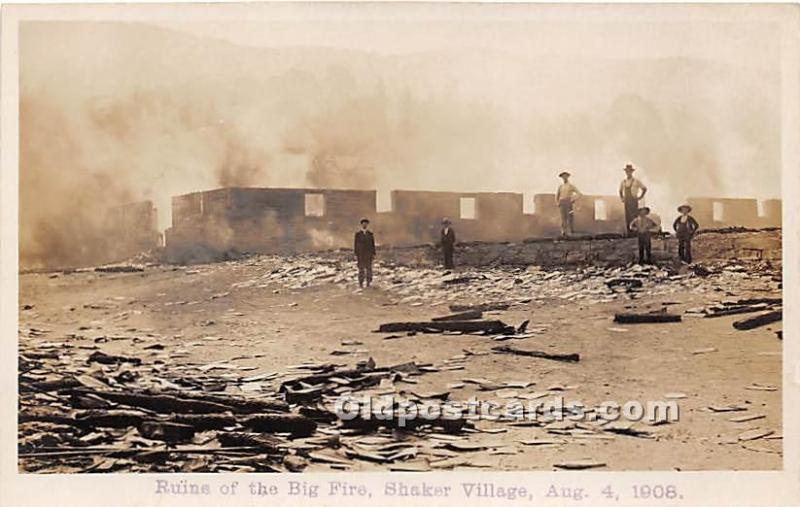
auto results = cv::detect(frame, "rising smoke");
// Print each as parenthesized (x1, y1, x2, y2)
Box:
(19, 21, 781, 268)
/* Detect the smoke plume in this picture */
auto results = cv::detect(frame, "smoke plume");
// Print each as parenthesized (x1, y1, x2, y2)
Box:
(19, 21, 781, 268)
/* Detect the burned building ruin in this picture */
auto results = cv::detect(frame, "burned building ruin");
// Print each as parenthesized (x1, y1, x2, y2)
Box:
(162, 187, 782, 263)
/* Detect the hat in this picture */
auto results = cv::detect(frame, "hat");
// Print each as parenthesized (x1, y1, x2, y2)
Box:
(638, 206, 651, 214)
(558, 171, 571, 178)
(442, 217, 451, 224)
(624, 164, 635, 172)
(677, 204, 692, 213)
(360, 217, 370, 224)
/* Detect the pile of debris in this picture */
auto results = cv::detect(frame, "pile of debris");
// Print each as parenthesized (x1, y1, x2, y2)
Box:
(19, 336, 488, 472)
(232, 256, 781, 309)
(685, 296, 782, 332)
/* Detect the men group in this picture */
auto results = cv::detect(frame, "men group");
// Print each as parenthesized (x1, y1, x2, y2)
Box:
(555, 163, 699, 264)
(353, 216, 458, 288)
(353, 162, 699, 286)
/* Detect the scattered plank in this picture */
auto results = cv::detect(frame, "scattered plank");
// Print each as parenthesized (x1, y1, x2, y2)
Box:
(738, 429, 774, 441)
(613, 313, 682, 324)
(554, 460, 606, 470)
(432, 310, 483, 321)
(377, 320, 515, 334)
(73, 389, 235, 414)
(492, 345, 579, 363)
(733, 310, 782, 330)
(241, 413, 317, 437)
(728, 414, 766, 423)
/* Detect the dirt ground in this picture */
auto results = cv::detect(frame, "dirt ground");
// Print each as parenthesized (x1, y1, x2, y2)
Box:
(18, 256, 783, 471)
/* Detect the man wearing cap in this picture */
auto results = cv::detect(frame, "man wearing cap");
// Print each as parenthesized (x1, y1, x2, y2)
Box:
(673, 204, 700, 263)
(618, 164, 648, 237)
(440, 218, 456, 269)
(354, 218, 376, 288)
(629, 207, 658, 264)
(555, 171, 582, 237)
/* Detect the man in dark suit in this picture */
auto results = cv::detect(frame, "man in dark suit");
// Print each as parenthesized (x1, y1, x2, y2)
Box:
(354, 218, 376, 288)
(440, 218, 456, 269)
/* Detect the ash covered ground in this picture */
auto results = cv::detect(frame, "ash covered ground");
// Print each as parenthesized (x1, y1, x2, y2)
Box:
(18, 254, 782, 472)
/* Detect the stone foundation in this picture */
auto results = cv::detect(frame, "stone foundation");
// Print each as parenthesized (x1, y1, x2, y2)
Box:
(318, 230, 782, 268)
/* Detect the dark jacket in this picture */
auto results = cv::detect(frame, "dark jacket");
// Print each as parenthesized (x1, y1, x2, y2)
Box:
(440, 227, 456, 249)
(673, 215, 699, 239)
(354, 230, 376, 259)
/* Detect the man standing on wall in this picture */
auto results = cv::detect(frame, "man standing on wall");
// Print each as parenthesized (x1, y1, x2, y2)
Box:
(618, 164, 648, 237)
(354, 218, 376, 288)
(440, 218, 456, 270)
(555, 171, 582, 237)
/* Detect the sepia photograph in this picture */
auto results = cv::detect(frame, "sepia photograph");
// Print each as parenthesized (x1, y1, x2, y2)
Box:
(3, 2, 798, 499)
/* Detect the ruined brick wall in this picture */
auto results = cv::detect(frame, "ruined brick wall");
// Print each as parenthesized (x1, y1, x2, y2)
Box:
(165, 188, 377, 261)
(687, 197, 781, 229)
(103, 200, 161, 261)
(164, 186, 782, 263)
(532, 193, 626, 236)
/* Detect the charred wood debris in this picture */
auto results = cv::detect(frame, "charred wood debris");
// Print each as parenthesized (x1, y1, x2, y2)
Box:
(19, 256, 781, 472)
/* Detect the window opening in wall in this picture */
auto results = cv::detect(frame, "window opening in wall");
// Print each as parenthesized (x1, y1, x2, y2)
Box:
(376, 190, 392, 212)
(305, 193, 325, 217)
(523, 194, 536, 214)
(594, 199, 608, 221)
(757, 200, 766, 218)
(712, 201, 724, 222)
(460, 197, 477, 219)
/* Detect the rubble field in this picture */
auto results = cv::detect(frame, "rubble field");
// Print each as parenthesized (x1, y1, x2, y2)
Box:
(18, 254, 783, 472)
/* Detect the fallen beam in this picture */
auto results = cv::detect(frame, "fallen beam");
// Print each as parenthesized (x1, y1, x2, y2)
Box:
(241, 413, 317, 437)
(492, 345, 580, 363)
(73, 389, 234, 414)
(733, 310, 783, 330)
(613, 313, 682, 324)
(149, 389, 289, 413)
(377, 320, 515, 334)
(734, 297, 782, 306)
(704, 305, 770, 318)
(432, 310, 483, 321)
(73, 388, 289, 415)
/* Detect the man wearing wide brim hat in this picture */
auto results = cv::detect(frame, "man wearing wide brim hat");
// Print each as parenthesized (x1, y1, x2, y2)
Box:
(629, 206, 658, 264)
(618, 164, 648, 237)
(673, 204, 699, 263)
(555, 170, 582, 237)
(440, 217, 456, 270)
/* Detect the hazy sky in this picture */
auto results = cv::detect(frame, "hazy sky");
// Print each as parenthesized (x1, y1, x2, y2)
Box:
(18, 4, 789, 265)
(155, 5, 780, 69)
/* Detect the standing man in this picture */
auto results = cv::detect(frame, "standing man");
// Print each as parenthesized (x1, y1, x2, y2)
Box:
(354, 218, 376, 288)
(673, 204, 700, 263)
(555, 171, 582, 237)
(618, 164, 648, 237)
(629, 207, 657, 264)
(440, 218, 456, 270)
